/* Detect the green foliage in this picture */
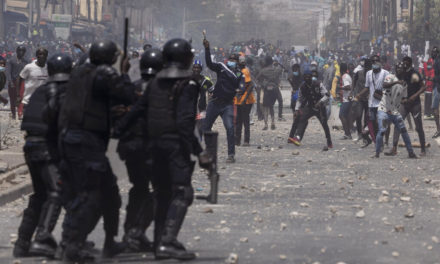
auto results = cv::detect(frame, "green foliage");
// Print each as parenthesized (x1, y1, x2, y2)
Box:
(409, 0, 440, 43)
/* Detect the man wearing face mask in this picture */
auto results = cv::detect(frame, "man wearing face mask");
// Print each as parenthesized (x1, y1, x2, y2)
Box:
(234, 56, 255, 146)
(0, 56, 7, 105)
(422, 58, 435, 119)
(5, 46, 28, 119)
(387, 56, 426, 156)
(289, 70, 332, 150)
(374, 74, 417, 158)
(431, 47, 440, 138)
(257, 56, 283, 130)
(357, 55, 389, 148)
(192, 60, 213, 140)
(353, 58, 372, 142)
(203, 38, 243, 163)
(287, 64, 303, 141)
(338, 63, 353, 140)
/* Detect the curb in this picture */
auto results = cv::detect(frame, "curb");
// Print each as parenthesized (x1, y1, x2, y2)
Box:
(0, 164, 31, 206)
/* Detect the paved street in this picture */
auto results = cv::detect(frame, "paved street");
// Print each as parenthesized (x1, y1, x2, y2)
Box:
(0, 108, 439, 264)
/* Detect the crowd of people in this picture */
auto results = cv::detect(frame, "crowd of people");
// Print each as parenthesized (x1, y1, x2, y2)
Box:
(1, 30, 439, 262)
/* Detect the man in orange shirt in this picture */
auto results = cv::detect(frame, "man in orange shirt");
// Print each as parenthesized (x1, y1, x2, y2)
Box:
(234, 57, 255, 146)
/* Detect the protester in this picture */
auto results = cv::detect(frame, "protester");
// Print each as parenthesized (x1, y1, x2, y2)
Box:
(0, 56, 8, 105)
(6, 46, 28, 119)
(234, 56, 255, 146)
(338, 63, 353, 139)
(18, 48, 48, 119)
(257, 56, 282, 130)
(203, 38, 242, 163)
(373, 74, 417, 159)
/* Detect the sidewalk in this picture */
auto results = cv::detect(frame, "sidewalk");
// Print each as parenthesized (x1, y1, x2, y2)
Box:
(0, 110, 29, 206)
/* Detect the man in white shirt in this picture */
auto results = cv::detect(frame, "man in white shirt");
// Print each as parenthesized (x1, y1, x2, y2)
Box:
(357, 55, 389, 148)
(18, 48, 48, 118)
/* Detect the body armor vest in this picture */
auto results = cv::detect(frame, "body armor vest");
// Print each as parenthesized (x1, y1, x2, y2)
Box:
(147, 78, 183, 138)
(60, 63, 109, 134)
(21, 84, 52, 136)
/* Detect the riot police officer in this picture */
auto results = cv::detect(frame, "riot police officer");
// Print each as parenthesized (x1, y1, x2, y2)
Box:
(13, 53, 72, 258)
(116, 48, 163, 252)
(114, 38, 201, 260)
(58, 40, 133, 262)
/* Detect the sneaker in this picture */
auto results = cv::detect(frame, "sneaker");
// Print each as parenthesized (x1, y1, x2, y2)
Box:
(327, 139, 333, 149)
(262, 126, 268, 131)
(288, 136, 301, 146)
(242, 142, 250, 147)
(384, 149, 397, 156)
(250, 121, 255, 125)
(271, 124, 276, 130)
(339, 135, 352, 140)
(352, 135, 361, 142)
(226, 155, 235, 163)
(278, 117, 286, 122)
(433, 131, 440, 139)
(371, 153, 380, 158)
(361, 138, 372, 148)
(408, 152, 418, 159)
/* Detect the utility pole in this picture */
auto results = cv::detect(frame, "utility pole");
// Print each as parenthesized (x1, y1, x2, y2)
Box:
(424, 0, 430, 59)
(87, 0, 91, 24)
(409, 0, 414, 38)
(182, 6, 186, 39)
(28, 0, 34, 38)
(94, 0, 97, 23)
(0, 0, 4, 40)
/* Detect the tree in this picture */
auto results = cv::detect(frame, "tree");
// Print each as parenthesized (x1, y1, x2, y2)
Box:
(409, 0, 440, 46)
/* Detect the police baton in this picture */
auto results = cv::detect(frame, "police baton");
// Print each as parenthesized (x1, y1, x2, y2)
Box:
(123, 18, 129, 59)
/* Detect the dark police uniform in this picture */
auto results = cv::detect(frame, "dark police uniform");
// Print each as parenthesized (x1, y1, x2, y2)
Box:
(14, 54, 72, 258)
(58, 55, 133, 261)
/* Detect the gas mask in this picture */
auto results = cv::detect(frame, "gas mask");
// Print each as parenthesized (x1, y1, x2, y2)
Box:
(293, 71, 299, 76)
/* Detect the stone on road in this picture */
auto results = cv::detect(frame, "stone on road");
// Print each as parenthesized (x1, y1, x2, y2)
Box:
(0, 110, 439, 263)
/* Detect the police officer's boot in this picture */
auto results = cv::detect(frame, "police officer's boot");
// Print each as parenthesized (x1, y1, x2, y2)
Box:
(13, 201, 41, 257)
(64, 242, 95, 262)
(123, 228, 154, 253)
(29, 201, 62, 257)
(102, 236, 127, 258)
(155, 220, 195, 260)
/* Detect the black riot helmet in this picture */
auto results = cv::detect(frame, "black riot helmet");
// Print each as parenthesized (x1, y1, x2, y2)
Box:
(162, 38, 194, 69)
(89, 40, 120, 65)
(140, 48, 163, 75)
(47, 53, 73, 82)
(16, 45, 26, 56)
